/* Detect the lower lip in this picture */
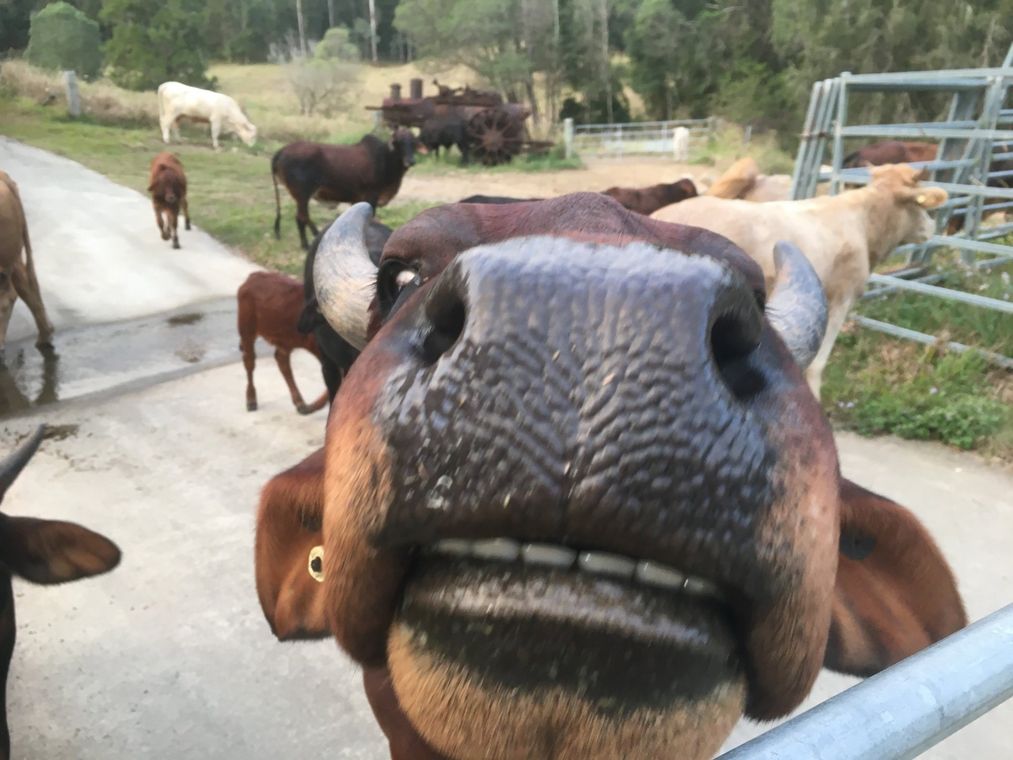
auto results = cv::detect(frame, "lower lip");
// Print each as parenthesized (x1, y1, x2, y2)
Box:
(396, 556, 742, 707)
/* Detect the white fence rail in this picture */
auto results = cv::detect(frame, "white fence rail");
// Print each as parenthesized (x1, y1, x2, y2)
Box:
(563, 117, 717, 160)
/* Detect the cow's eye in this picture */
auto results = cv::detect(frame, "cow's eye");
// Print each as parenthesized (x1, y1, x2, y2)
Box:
(378, 260, 422, 316)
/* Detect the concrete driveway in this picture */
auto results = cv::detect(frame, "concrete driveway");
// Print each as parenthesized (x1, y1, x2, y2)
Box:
(0, 140, 1010, 759)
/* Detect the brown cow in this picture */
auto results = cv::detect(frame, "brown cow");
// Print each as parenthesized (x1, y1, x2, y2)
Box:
(237, 271, 327, 415)
(254, 197, 964, 760)
(0, 426, 121, 758)
(148, 152, 190, 250)
(843, 140, 938, 168)
(0, 171, 53, 352)
(602, 177, 697, 215)
(271, 129, 417, 251)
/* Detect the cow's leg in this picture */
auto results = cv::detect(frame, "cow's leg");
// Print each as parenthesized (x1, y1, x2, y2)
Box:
(274, 348, 310, 413)
(10, 263, 54, 348)
(238, 310, 258, 411)
(160, 114, 172, 144)
(296, 196, 315, 251)
(154, 204, 169, 240)
(321, 358, 343, 401)
(804, 299, 851, 400)
(210, 118, 221, 151)
(168, 207, 180, 249)
(182, 196, 191, 230)
(171, 116, 182, 142)
(301, 389, 328, 415)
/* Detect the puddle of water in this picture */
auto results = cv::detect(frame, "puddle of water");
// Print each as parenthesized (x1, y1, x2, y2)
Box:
(0, 346, 60, 416)
(167, 312, 205, 327)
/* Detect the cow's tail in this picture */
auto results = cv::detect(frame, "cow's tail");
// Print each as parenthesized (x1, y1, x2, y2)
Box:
(271, 150, 283, 239)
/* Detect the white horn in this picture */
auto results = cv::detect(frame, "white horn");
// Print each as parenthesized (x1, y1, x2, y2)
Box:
(765, 241, 828, 369)
(314, 203, 379, 351)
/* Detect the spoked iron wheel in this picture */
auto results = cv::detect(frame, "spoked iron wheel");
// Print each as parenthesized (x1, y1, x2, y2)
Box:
(467, 107, 525, 166)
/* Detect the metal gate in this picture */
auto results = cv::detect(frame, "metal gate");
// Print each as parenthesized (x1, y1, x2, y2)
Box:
(790, 44, 1013, 368)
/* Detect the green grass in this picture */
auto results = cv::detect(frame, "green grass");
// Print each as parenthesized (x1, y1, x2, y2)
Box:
(823, 260, 1012, 459)
(0, 95, 437, 274)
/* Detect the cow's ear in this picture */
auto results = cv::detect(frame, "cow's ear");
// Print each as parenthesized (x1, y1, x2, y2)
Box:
(825, 479, 966, 676)
(0, 515, 120, 584)
(255, 449, 330, 640)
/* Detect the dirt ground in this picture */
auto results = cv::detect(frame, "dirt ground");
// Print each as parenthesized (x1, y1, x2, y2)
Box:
(395, 157, 720, 204)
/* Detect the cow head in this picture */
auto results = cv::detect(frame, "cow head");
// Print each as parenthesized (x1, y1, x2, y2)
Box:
(0, 426, 120, 756)
(237, 117, 258, 147)
(867, 164, 948, 259)
(258, 194, 964, 759)
(391, 128, 417, 169)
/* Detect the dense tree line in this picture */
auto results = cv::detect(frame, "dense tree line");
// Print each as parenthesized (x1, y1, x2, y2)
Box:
(3, 0, 1010, 132)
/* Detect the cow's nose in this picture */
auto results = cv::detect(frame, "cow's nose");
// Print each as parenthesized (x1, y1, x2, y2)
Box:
(414, 237, 765, 404)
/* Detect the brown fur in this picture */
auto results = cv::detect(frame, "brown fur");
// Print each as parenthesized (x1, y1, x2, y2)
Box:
(844, 140, 937, 168)
(0, 170, 53, 350)
(147, 152, 190, 250)
(602, 178, 698, 215)
(236, 271, 327, 415)
(254, 448, 328, 640)
(255, 194, 965, 759)
(653, 164, 948, 397)
(706, 157, 761, 200)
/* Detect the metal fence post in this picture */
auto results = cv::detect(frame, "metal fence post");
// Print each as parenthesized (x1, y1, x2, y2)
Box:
(63, 70, 81, 118)
(563, 117, 574, 159)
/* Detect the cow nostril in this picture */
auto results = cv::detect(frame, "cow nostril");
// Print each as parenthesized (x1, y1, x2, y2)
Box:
(710, 312, 765, 402)
(420, 290, 466, 364)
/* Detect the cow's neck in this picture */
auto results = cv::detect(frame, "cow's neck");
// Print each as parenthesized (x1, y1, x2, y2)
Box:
(854, 185, 907, 268)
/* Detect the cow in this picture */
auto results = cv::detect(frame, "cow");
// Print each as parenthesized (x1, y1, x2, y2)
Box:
(0, 171, 53, 354)
(419, 116, 470, 164)
(148, 152, 191, 250)
(653, 164, 948, 398)
(237, 271, 327, 415)
(0, 426, 121, 758)
(271, 129, 416, 251)
(705, 157, 792, 202)
(843, 141, 937, 168)
(297, 217, 392, 402)
(254, 195, 964, 760)
(602, 177, 698, 215)
(157, 81, 257, 151)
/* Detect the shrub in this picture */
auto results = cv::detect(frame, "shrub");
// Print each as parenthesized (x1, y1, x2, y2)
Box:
(25, 2, 101, 79)
(286, 58, 359, 116)
(101, 0, 212, 91)
(314, 27, 360, 62)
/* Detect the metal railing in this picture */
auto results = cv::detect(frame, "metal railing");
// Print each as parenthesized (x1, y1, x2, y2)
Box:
(718, 603, 1013, 759)
(565, 117, 717, 159)
(790, 44, 1013, 367)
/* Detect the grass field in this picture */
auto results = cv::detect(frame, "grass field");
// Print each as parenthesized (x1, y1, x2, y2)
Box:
(1, 61, 1009, 459)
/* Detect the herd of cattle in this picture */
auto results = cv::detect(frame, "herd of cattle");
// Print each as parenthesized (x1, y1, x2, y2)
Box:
(0, 78, 1005, 759)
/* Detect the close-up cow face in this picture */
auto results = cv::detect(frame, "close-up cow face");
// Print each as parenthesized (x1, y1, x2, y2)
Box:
(870, 164, 948, 247)
(257, 194, 964, 760)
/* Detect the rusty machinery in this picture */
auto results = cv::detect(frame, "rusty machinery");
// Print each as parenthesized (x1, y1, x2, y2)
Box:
(368, 78, 552, 166)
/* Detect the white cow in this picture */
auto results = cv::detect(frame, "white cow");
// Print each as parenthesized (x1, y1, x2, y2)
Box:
(157, 81, 258, 150)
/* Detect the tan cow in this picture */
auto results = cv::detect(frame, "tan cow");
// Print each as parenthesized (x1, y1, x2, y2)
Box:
(0, 171, 53, 352)
(653, 164, 948, 397)
(705, 157, 792, 202)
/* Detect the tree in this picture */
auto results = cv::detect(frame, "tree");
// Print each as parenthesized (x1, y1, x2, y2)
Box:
(25, 1, 102, 78)
(101, 0, 212, 90)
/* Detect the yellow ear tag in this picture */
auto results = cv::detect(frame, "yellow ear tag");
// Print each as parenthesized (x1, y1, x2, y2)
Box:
(916, 194, 928, 205)
(308, 545, 325, 583)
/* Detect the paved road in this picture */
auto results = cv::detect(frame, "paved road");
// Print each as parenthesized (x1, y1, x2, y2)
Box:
(1, 137, 257, 344)
(0, 140, 1010, 759)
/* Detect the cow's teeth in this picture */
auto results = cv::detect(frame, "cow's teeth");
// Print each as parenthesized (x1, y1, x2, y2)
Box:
(635, 561, 686, 590)
(427, 540, 723, 602)
(578, 551, 636, 579)
(471, 538, 521, 561)
(521, 543, 577, 568)
(433, 539, 472, 557)
(682, 575, 720, 598)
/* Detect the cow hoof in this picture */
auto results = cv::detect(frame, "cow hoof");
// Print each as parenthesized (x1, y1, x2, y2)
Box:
(185, 222, 192, 230)
(172, 241, 181, 250)
(36, 338, 55, 352)
(296, 404, 311, 415)
(161, 231, 170, 241)
(247, 401, 258, 412)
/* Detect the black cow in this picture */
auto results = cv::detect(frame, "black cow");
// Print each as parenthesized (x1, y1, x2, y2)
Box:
(272, 129, 415, 251)
(419, 116, 470, 164)
(298, 218, 393, 401)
